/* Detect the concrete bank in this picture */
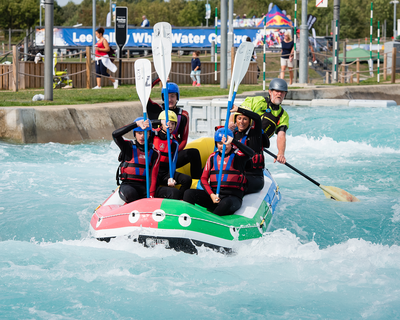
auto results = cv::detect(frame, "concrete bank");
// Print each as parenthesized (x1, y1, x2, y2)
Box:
(0, 101, 146, 144)
(284, 84, 400, 105)
(1, 84, 399, 144)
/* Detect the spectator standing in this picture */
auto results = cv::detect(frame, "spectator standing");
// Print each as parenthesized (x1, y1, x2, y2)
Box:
(280, 31, 294, 85)
(93, 27, 118, 89)
(190, 51, 201, 87)
(141, 15, 150, 27)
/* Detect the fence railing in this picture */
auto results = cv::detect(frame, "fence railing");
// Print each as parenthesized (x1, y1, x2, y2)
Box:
(0, 46, 259, 91)
(1, 43, 399, 90)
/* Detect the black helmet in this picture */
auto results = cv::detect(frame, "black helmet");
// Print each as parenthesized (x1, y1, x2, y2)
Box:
(269, 78, 288, 92)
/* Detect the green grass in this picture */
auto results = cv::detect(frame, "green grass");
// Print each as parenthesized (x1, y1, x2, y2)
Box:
(1, 49, 395, 107)
(1, 74, 396, 107)
(0, 84, 267, 107)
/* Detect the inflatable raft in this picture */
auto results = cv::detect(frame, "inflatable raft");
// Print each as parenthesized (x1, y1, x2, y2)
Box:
(90, 137, 281, 254)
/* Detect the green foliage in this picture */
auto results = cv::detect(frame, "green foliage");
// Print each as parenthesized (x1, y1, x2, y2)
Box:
(0, 0, 39, 29)
(61, 1, 80, 26)
(308, 0, 396, 39)
(0, 0, 398, 39)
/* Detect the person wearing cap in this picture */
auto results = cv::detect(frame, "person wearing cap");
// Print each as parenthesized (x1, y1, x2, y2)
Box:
(183, 128, 255, 216)
(112, 118, 161, 203)
(228, 104, 268, 194)
(240, 78, 290, 164)
(147, 81, 202, 179)
(152, 110, 192, 200)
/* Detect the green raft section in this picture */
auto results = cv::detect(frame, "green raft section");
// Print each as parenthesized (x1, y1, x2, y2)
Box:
(156, 198, 273, 242)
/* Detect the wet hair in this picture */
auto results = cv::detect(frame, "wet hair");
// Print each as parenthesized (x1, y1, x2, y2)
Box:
(96, 27, 105, 35)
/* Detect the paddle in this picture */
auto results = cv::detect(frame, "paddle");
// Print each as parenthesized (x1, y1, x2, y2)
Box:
(135, 59, 152, 198)
(263, 148, 360, 202)
(216, 41, 254, 198)
(152, 22, 174, 179)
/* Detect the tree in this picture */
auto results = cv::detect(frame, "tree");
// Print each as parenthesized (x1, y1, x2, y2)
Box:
(0, 0, 39, 30)
(2, 0, 398, 40)
(59, 1, 80, 26)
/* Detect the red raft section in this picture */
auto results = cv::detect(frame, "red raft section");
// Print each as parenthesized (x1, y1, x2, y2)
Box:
(90, 198, 164, 233)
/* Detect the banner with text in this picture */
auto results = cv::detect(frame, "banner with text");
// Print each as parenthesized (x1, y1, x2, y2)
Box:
(35, 27, 286, 48)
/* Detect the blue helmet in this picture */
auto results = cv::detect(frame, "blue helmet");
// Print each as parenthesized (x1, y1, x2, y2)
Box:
(133, 117, 151, 132)
(214, 128, 234, 142)
(161, 82, 180, 101)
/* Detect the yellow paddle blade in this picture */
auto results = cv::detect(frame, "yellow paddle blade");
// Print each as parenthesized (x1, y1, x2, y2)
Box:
(320, 185, 360, 202)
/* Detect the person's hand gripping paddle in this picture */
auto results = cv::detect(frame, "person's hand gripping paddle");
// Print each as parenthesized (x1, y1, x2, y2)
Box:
(152, 22, 174, 179)
(216, 41, 254, 198)
(135, 59, 152, 198)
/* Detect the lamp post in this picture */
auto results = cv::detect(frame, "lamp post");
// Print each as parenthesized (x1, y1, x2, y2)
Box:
(93, 0, 96, 57)
(44, 0, 54, 101)
(299, 0, 308, 84)
(40, 0, 44, 27)
(390, 0, 399, 38)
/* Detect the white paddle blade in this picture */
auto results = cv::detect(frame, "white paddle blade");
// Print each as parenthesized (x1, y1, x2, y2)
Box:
(320, 185, 360, 202)
(134, 59, 152, 111)
(152, 22, 172, 87)
(153, 22, 172, 48)
(229, 41, 254, 98)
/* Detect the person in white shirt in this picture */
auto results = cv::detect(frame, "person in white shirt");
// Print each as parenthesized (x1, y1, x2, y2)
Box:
(141, 15, 150, 27)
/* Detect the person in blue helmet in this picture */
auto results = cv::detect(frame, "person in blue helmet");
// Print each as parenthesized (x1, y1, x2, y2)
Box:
(147, 80, 203, 179)
(112, 117, 161, 203)
(183, 128, 255, 216)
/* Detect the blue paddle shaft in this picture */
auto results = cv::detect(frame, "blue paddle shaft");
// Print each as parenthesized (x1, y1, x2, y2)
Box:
(162, 87, 174, 179)
(216, 91, 237, 197)
(143, 112, 150, 198)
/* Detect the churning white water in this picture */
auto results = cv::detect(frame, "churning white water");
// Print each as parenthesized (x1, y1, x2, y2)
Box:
(1, 104, 400, 319)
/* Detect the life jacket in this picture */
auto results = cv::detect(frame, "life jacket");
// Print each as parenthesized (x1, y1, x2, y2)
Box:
(262, 98, 285, 138)
(153, 128, 179, 173)
(118, 142, 153, 183)
(172, 108, 183, 136)
(235, 124, 265, 170)
(209, 151, 246, 192)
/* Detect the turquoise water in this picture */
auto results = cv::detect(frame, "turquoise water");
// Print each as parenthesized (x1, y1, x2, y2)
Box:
(1, 105, 400, 319)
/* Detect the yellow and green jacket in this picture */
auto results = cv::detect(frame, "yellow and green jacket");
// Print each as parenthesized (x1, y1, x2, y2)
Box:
(241, 96, 289, 138)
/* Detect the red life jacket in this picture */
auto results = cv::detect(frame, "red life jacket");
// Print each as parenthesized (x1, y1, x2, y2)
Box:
(209, 151, 246, 191)
(152, 129, 179, 173)
(119, 143, 153, 182)
(236, 124, 265, 171)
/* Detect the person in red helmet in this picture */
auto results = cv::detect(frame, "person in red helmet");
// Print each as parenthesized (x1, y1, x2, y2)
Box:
(112, 117, 160, 203)
(183, 128, 254, 216)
